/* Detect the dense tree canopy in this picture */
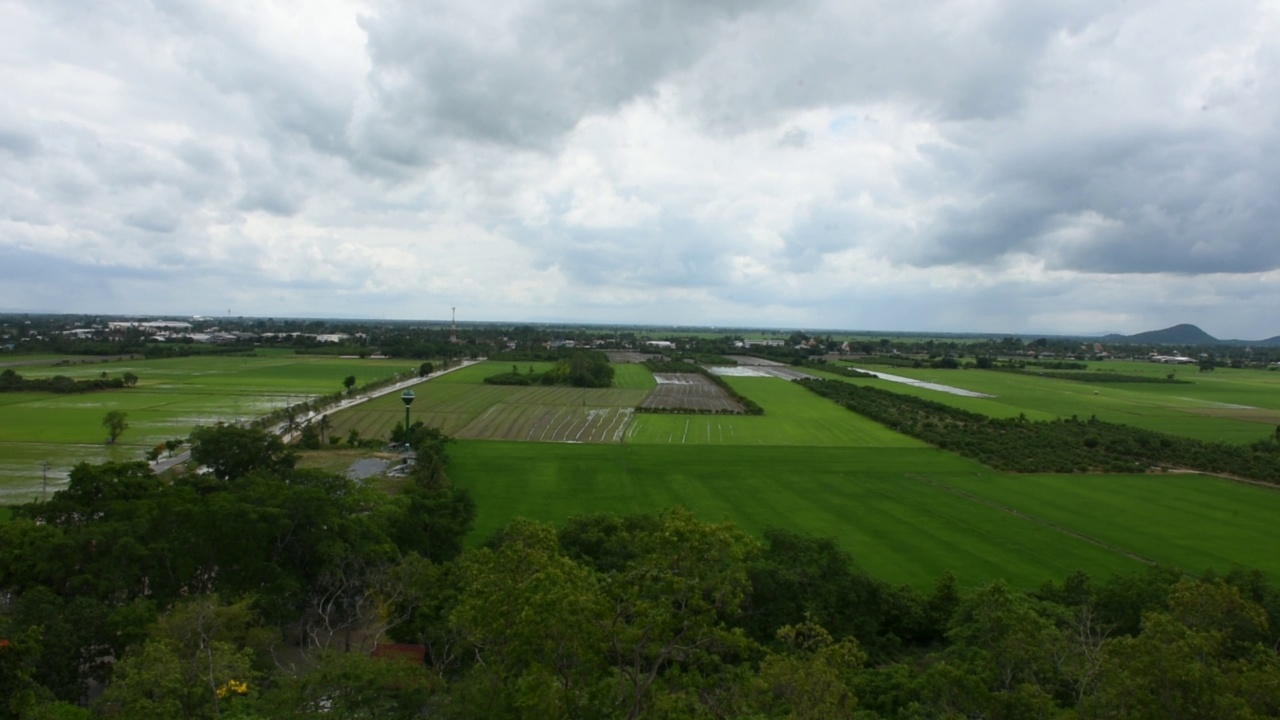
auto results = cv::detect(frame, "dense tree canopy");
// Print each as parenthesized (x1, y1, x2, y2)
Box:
(0, 368, 135, 394)
(4, 425, 1280, 718)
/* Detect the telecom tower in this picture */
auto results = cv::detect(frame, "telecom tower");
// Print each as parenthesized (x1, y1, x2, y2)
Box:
(450, 307, 457, 344)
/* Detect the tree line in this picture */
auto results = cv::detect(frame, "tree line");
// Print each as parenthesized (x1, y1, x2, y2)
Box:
(0, 369, 138, 394)
(989, 367, 1192, 384)
(797, 378, 1280, 480)
(484, 351, 616, 388)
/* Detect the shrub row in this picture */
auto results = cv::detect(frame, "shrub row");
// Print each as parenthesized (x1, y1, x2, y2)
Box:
(634, 406, 749, 416)
(812, 364, 879, 379)
(994, 368, 1192, 384)
(796, 378, 1280, 482)
(0, 368, 136, 394)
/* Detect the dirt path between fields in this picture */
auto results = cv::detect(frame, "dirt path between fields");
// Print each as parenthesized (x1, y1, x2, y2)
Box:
(1156, 466, 1280, 492)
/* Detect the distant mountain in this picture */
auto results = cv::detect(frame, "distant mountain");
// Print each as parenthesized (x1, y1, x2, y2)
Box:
(1111, 324, 1220, 345)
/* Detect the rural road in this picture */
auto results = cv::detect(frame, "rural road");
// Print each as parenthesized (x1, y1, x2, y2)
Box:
(150, 358, 486, 474)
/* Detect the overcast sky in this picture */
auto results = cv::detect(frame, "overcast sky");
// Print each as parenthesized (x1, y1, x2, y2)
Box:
(2, 0, 1278, 338)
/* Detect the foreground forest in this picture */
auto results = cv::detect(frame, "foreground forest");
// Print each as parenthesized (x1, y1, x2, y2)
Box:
(3, 426, 1280, 719)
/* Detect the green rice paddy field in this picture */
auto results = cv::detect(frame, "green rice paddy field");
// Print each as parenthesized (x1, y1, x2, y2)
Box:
(821, 361, 1280, 443)
(354, 359, 1280, 588)
(449, 442, 1148, 587)
(5, 353, 1280, 591)
(626, 377, 927, 446)
(0, 351, 413, 501)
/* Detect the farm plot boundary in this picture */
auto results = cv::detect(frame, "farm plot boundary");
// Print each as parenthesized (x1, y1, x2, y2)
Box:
(638, 373, 744, 413)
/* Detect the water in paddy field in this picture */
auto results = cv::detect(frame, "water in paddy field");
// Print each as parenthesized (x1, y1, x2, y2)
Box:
(845, 368, 997, 398)
(0, 392, 317, 505)
(0, 442, 135, 504)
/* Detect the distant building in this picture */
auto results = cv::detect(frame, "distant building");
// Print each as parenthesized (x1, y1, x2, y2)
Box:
(108, 321, 193, 334)
(1149, 353, 1198, 364)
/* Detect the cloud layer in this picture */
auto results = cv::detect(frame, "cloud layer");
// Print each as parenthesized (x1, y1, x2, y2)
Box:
(2, 0, 1279, 337)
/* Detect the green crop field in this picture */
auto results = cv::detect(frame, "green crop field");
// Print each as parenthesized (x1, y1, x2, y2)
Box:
(429, 361, 553, 384)
(822, 362, 1280, 443)
(627, 377, 927, 447)
(0, 351, 415, 502)
(449, 440, 1280, 588)
(422, 364, 1280, 589)
(9, 350, 1280, 592)
(449, 442, 1150, 588)
(611, 363, 659, 390)
(457, 386, 648, 442)
(329, 382, 525, 439)
(330, 361, 659, 443)
(928, 472, 1280, 577)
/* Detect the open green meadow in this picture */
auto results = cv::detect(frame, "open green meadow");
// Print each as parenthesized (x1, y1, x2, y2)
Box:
(0, 351, 414, 501)
(823, 362, 1280, 443)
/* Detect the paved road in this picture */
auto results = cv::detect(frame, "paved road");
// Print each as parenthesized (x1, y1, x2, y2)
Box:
(151, 358, 486, 474)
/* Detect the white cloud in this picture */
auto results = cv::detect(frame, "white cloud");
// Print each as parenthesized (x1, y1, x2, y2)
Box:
(1, 0, 1278, 338)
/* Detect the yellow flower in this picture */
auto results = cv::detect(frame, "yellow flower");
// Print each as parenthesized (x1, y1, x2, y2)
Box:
(216, 679, 250, 698)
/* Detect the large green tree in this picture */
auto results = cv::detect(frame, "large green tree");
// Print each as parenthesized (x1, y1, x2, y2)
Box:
(188, 424, 296, 481)
(101, 410, 129, 444)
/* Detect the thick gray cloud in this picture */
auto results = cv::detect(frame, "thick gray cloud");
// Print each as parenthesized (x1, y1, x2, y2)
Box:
(351, 0, 782, 163)
(2, 0, 1279, 338)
